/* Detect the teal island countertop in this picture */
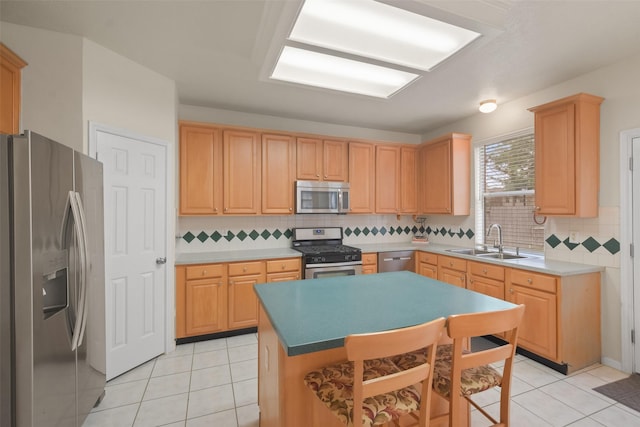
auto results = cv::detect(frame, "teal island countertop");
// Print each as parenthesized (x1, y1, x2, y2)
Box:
(254, 271, 516, 357)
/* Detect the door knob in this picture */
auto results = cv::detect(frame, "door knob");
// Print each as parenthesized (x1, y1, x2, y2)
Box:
(156, 257, 167, 264)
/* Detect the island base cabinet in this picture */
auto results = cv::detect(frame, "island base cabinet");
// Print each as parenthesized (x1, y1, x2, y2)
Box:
(257, 305, 468, 427)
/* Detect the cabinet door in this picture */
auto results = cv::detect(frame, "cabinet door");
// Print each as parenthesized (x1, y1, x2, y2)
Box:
(185, 278, 227, 336)
(375, 145, 400, 213)
(228, 274, 264, 329)
(418, 263, 437, 279)
(224, 129, 261, 214)
(348, 142, 375, 213)
(507, 284, 557, 360)
(323, 139, 348, 181)
(179, 124, 222, 215)
(438, 267, 466, 288)
(400, 146, 418, 213)
(468, 275, 504, 300)
(0, 43, 27, 134)
(262, 134, 296, 214)
(296, 137, 322, 180)
(422, 139, 452, 214)
(534, 103, 576, 215)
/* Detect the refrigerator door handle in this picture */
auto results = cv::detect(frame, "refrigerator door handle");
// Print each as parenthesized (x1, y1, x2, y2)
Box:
(72, 191, 90, 348)
(61, 191, 89, 351)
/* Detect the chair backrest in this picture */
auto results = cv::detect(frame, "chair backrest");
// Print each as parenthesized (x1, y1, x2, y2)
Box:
(446, 304, 525, 426)
(345, 317, 446, 427)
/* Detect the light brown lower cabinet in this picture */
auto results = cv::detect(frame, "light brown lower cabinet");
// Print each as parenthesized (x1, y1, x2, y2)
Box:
(176, 257, 301, 338)
(361, 253, 378, 274)
(416, 251, 437, 279)
(437, 255, 467, 288)
(420, 250, 601, 373)
(176, 264, 227, 338)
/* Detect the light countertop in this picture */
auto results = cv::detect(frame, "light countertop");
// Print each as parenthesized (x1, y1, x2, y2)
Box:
(176, 241, 603, 276)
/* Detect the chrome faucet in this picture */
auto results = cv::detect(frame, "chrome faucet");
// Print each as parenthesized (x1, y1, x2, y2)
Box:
(486, 224, 503, 254)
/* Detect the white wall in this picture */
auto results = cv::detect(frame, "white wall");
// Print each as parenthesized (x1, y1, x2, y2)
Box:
(422, 51, 640, 368)
(0, 22, 83, 151)
(82, 39, 177, 152)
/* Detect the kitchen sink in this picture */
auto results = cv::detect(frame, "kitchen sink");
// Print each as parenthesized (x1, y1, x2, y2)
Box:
(477, 253, 527, 260)
(445, 248, 493, 255)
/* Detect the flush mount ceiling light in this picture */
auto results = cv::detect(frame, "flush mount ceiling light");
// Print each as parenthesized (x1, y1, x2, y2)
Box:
(271, 46, 419, 98)
(288, 0, 481, 72)
(479, 99, 498, 113)
(268, 0, 483, 97)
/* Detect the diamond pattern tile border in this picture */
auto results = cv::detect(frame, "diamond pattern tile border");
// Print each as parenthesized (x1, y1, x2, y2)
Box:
(181, 227, 620, 256)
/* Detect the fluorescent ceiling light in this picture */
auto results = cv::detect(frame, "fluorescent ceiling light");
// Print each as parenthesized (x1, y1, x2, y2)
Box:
(289, 0, 481, 71)
(271, 46, 419, 98)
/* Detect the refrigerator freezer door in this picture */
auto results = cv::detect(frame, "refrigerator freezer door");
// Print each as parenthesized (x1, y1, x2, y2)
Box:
(13, 132, 77, 427)
(1, 136, 12, 427)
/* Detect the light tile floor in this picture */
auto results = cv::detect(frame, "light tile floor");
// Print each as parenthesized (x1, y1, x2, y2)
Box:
(84, 333, 640, 427)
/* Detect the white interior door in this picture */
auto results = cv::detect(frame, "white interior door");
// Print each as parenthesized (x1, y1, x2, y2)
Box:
(94, 127, 168, 380)
(633, 136, 640, 372)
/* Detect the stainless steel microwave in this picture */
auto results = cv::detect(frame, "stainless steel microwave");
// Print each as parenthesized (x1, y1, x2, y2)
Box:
(295, 181, 350, 214)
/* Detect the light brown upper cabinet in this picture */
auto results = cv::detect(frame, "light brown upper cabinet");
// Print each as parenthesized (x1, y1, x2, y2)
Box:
(400, 146, 418, 214)
(0, 43, 27, 134)
(296, 137, 348, 182)
(529, 93, 604, 217)
(262, 133, 296, 214)
(375, 145, 401, 214)
(419, 133, 471, 215)
(179, 122, 222, 215)
(348, 142, 376, 213)
(223, 129, 261, 214)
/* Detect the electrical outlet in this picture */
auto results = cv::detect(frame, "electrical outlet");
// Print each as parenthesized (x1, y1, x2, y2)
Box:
(569, 231, 580, 244)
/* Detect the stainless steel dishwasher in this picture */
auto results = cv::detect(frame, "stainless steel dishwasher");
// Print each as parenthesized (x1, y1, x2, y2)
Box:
(377, 251, 415, 272)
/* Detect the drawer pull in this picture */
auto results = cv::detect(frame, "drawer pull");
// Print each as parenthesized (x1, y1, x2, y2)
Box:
(527, 278, 533, 284)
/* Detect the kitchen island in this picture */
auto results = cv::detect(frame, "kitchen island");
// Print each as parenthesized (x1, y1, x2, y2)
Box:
(254, 271, 517, 427)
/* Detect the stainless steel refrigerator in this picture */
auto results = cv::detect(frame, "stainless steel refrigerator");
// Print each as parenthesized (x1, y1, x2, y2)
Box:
(1, 131, 106, 427)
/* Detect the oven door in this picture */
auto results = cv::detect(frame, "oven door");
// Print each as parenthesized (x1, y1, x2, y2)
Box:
(304, 263, 362, 280)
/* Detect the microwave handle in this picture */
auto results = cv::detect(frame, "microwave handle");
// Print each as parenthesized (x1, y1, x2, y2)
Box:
(338, 189, 344, 213)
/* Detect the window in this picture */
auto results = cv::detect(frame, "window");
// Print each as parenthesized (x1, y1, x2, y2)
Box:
(476, 131, 544, 251)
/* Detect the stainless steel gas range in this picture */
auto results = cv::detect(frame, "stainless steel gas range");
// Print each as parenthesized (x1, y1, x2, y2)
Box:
(291, 227, 362, 279)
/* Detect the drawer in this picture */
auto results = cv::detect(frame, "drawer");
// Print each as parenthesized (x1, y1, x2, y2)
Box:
(361, 253, 378, 266)
(266, 258, 301, 273)
(510, 269, 557, 293)
(186, 264, 224, 280)
(469, 261, 504, 281)
(228, 260, 265, 276)
(418, 251, 438, 266)
(438, 255, 466, 272)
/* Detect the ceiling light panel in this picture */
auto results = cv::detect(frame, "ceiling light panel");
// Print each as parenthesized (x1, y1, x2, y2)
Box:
(271, 46, 419, 98)
(289, 0, 481, 71)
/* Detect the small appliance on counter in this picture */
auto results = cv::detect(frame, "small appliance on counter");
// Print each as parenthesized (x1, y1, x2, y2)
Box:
(291, 227, 362, 279)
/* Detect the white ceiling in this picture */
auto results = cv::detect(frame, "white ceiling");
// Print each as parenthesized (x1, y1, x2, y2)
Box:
(2, 0, 640, 134)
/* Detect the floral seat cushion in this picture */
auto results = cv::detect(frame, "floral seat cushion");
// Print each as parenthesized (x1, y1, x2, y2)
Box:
(392, 345, 503, 398)
(303, 357, 421, 427)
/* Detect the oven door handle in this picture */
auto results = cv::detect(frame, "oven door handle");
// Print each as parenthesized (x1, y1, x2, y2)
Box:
(305, 261, 362, 268)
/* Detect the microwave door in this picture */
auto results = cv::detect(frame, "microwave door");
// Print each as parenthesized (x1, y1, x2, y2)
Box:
(300, 190, 338, 212)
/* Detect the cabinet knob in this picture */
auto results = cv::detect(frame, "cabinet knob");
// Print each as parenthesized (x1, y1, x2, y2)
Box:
(535, 206, 541, 211)
(509, 288, 514, 294)
(469, 279, 474, 284)
(289, 207, 292, 212)
(243, 267, 247, 272)
(230, 281, 234, 285)
(281, 264, 286, 270)
(482, 269, 487, 274)
(202, 270, 207, 275)
(324, 175, 327, 179)
(214, 208, 218, 212)
(449, 261, 454, 266)
(224, 208, 228, 212)
(316, 173, 320, 177)
(527, 278, 533, 284)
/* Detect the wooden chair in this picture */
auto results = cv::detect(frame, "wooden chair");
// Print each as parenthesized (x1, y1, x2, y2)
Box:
(430, 304, 526, 427)
(303, 317, 446, 427)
